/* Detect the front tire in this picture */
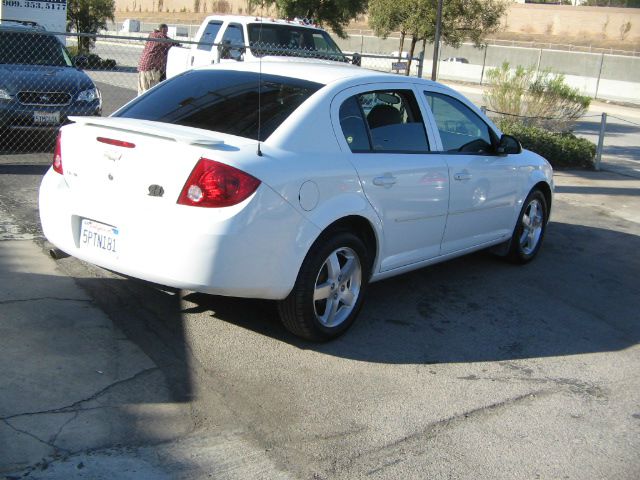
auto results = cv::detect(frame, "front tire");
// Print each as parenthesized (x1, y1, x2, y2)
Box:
(278, 231, 371, 341)
(508, 189, 548, 264)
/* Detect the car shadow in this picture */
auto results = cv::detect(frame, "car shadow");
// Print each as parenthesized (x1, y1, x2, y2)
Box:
(0, 260, 194, 472)
(69, 273, 194, 403)
(182, 220, 640, 365)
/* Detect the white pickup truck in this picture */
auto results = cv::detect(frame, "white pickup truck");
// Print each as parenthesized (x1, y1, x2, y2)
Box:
(166, 15, 358, 79)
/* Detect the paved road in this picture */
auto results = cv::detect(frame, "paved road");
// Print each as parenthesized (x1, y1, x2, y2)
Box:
(0, 69, 639, 478)
(1, 135, 639, 478)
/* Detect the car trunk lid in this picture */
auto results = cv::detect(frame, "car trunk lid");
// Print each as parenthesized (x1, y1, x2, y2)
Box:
(58, 117, 231, 205)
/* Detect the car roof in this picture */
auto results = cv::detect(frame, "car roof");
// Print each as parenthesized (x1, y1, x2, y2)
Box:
(0, 19, 45, 31)
(200, 59, 449, 91)
(200, 14, 327, 31)
(197, 57, 464, 98)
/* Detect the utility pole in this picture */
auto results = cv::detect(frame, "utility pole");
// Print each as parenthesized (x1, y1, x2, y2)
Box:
(431, 0, 443, 81)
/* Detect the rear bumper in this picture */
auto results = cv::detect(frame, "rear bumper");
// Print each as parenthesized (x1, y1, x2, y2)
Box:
(39, 169, 317, 299)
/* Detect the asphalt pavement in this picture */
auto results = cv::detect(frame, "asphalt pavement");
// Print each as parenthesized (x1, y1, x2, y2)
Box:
(0, 80, 639, 479)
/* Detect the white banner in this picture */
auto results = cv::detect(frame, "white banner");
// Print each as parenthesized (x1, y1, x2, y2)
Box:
(1, 0, 67, 34)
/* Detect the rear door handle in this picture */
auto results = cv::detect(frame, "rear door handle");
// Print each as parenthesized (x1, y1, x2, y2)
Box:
(454, 171, 472, 181)
(373, 175, 397, 188)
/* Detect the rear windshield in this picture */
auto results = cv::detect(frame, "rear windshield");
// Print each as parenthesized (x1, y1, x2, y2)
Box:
(115, 70, 323, 141)
(0, 31, 72, 67)
(247, 24, 345, 61)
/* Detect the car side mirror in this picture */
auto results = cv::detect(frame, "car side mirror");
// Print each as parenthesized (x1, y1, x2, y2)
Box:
(73, 56, 88, 70)
(218, 40, 244, 61)
(351, 53, 361, 67)
(496, 134, 522, 155)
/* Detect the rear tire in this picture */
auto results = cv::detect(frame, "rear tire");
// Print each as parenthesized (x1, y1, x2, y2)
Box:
(508, 189, 548, 264)
(278, 231, 371, 341)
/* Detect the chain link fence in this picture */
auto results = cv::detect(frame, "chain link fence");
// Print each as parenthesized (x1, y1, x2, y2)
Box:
(0, 27, 427, 153)
(2, 27, 638, 176)
(0, 28, 103, 153)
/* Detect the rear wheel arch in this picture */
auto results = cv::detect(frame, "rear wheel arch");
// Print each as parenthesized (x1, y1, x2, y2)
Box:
(316, 215, 378, 275)
(278, 215, 378, 341)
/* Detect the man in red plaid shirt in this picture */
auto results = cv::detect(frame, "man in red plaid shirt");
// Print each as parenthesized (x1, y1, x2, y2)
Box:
(137, 24, 177, 95)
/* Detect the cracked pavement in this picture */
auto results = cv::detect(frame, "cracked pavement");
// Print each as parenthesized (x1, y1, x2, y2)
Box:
(0, 240, 193, 471)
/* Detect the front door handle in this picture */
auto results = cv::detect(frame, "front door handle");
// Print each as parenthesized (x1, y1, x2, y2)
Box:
(373, 174, 397, 188)
(454, 171, 472, 181)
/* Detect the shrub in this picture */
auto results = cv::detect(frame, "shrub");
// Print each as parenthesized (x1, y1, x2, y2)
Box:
(67, 49, 117, 70)
(484, 62, 591, 132)
(499, 120, 596, 169)
(86, 53, 117, 69)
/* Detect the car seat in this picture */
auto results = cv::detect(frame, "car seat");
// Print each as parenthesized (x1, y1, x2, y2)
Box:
(367, 104, 402, 129)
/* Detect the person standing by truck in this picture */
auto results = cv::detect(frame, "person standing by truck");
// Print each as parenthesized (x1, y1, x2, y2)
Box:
(137, 24, 176, 95)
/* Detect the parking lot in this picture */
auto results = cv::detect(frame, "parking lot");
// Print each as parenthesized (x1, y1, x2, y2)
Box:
(1, 75, 639, 477)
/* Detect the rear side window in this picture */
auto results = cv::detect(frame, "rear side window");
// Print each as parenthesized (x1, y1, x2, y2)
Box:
(339, 90, 429, 153)
(115, 70, 322, 141)
(198, 21, 223, 51)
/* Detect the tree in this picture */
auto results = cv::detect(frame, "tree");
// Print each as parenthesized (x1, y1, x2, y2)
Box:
(368, 0, 508, 74)
(248, 0, 367, 38)
(67, 0, 115, 54)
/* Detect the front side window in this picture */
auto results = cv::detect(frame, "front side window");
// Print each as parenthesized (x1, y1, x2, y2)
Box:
(339, 90, 429, 153)
(222, 23, 244, 45)
(424, 91, 493, 153)
(198, 21, 223, 51)
(116, 70, 322, 141)
(220, 23, 245, 60)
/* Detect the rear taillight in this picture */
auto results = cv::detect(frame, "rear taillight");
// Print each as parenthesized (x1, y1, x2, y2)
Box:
(52, 132, 63, 174)
(177, 158, 261, 208)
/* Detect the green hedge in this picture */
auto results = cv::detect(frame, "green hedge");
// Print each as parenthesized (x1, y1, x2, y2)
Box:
(499, 120, 596, 169)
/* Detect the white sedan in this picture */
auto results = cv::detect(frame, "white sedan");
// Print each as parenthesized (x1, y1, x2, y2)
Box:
(39, 60, 553, 341)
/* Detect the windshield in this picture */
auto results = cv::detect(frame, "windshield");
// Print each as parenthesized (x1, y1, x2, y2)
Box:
(247, 24, 345, 61)
(115, 70, 323, 141)
(0, 31, 73, 67)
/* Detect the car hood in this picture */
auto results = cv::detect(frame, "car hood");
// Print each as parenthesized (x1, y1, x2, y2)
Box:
(0, 64, 96, 95)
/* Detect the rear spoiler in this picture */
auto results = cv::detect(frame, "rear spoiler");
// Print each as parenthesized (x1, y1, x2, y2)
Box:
(68, 116, 225, 147)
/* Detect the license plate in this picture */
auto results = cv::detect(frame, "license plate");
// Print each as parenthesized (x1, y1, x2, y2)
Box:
(33, 111, 60, 125)
(79, 219, 119, 255)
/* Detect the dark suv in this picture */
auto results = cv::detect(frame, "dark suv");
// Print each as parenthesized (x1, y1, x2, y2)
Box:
(0, 21, 102, 144)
